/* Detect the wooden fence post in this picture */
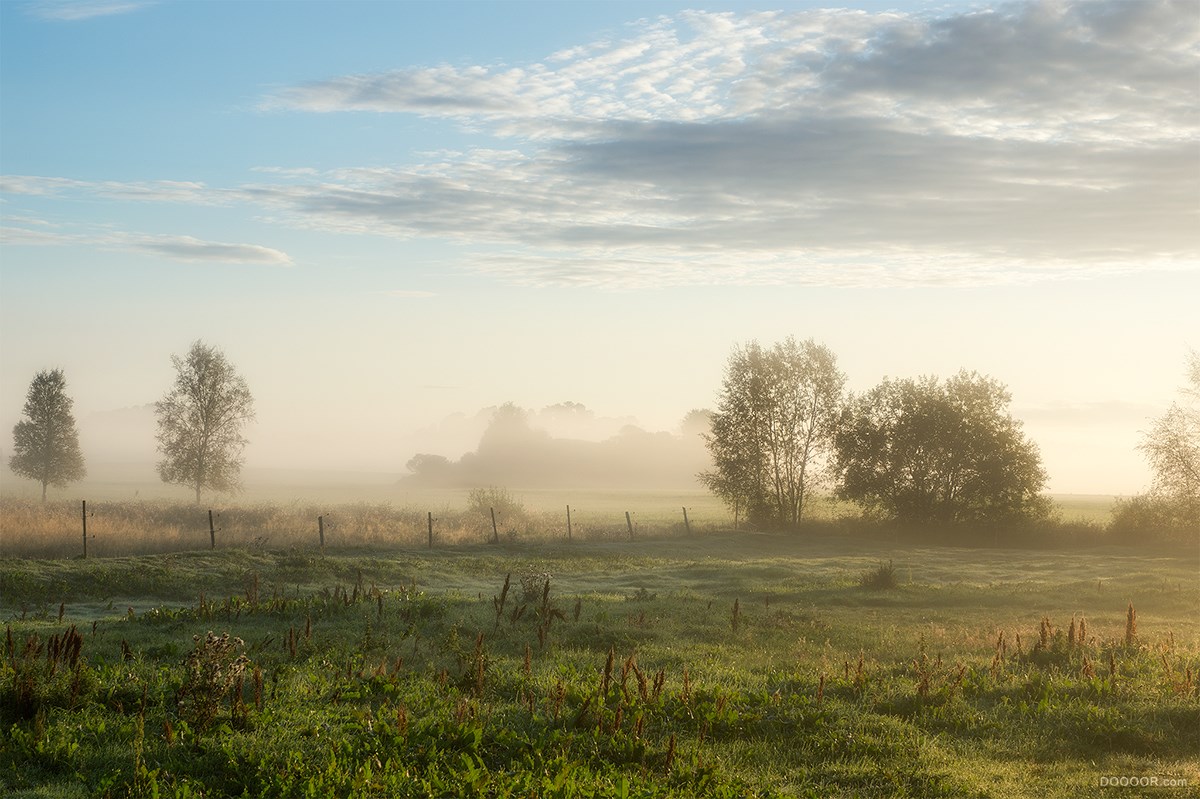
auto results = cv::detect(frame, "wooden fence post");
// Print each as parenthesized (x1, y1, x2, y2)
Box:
(428, 512, 434, 549)
(81, 500, 87, 559)
(208, 510, 216, 550)
(566, 505, 572, 541)
(490, 507, 499, 544)
(682, 506, 692, 536)
(625, 511, 634, 540)
(318, 515, 325, 551)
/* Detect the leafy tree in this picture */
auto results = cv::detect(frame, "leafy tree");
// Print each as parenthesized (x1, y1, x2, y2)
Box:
(679, 408, 714, 439)
(1132, 349, 1199, 534)
(701, 338, 845, 529)
(405, 453, 453, 484)
(9, 369, 87, 501)
(835, 371, 1050, 526)
(155, 341, 255, 503)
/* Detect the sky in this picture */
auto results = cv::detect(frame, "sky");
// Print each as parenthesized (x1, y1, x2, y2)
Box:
(0, 0, 1196, 496)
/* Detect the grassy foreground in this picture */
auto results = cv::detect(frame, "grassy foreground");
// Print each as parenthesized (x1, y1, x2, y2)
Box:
(2, 533, 1197, 798)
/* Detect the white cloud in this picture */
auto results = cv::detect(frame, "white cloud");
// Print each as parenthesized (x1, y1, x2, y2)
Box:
(27, 0, 153, 21)
(247, 0, 1200, 287)
(0, 221, 292, 265)
(0, 175, 219, 204)
(7, 1, 1197, 289)
(123, 235, 292, 265)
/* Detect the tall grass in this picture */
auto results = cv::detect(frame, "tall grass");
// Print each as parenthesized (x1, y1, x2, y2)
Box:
(0, 496, 729, 558)
(1, 492, 1180, 559)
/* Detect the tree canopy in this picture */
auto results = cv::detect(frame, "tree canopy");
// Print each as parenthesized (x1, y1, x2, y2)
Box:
(155, 341, 255, 503)
(9, 369, 87, 501)
(834, 371, 1049, 526)
(701, 338, 845, 529)
(1136, 349, 1199, 528)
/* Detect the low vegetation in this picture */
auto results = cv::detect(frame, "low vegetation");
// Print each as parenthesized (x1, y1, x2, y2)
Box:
(1, 487, 1191, 561)
(2, 534, 1197, 797)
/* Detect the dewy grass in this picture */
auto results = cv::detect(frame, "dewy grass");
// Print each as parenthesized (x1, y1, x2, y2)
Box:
(0, 534, 1197, 797)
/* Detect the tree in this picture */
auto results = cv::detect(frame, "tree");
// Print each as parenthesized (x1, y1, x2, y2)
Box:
(155, 341, 255, 503)
(9, 369, 87, 501)
(701, 338, 845, 529)
(1136, 349, 1199, 528)
(834, 371, 1050, 526)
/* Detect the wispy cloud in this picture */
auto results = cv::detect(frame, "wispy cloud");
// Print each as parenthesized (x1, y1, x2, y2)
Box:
(250, 0, 1200, 287)
(1, 222, 292, 265)
(6, 0, 1197, 289)
(27, 0, 153, 21)
(0, 175, 220, 204)
(125, 235, 292, 265)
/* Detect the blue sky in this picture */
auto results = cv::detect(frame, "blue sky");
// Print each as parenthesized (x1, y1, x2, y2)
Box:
(1, 0, 1196, 494)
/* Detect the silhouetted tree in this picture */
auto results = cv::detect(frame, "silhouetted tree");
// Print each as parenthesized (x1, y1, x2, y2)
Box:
(155, 341, 255, 503)
(835, 371, 1049, 526)
(701, 338, 845, 529)
(9, 369, 86, 501)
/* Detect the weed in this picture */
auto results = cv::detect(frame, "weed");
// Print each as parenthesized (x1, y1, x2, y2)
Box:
(1, 624, 91, 722)
(1125, 602, 1138, 647)
(520, 567, 552, 602)
(859, 559, 899, 589)
(1, 533, 1196, 799)
(176, 631, 249, 732)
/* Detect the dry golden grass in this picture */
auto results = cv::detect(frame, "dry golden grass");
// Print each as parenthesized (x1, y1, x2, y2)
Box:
(0, 496, 691, 557)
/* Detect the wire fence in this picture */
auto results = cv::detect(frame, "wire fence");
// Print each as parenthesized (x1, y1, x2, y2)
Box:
(0, 497, 732, 558)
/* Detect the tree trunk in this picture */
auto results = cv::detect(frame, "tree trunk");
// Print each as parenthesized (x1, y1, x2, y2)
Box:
(195, 483, 202, 505)
(41, 480, 47, 502)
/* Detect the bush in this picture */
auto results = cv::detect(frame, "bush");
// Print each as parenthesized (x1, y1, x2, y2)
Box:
(859, 560, 898, 590)
(466, 486, 528, 538)
(176, 631, 248, 732)
(1109, 494, 1199, 547)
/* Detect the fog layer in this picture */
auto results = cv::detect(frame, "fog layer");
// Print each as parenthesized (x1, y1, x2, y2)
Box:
(403, 404, 712, 489)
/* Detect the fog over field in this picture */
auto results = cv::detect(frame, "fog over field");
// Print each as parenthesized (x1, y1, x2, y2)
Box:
(1, 0, 1196, 498)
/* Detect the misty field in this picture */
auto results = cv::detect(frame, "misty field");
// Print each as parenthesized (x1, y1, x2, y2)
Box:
(0, 488, 1121, 560)
(2, 531, 1197, 798)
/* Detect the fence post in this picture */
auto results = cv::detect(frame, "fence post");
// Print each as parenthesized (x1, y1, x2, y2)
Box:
(682, 506, 691, 536)
(81, 500, 87, 559)
(625, 511, 634, 540)
(490, 507, 499, 544)
(566, 505, 572, 541)
(318, 515, 325, 552)
(428, 512, 434, 549)
(208, 510, 216, 550)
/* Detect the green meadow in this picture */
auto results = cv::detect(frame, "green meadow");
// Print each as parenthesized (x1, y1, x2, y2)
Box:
(2, 525, 1196, 798)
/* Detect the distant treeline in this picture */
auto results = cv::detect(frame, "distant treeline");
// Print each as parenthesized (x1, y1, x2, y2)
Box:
(402, 404, 712, 490)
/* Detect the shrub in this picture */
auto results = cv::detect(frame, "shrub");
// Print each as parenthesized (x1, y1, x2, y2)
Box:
(858, 560, 898, 590)
(466, 486, 528, 538)
(1109, 494, 1199, 547)
(176, 631, 249, 732)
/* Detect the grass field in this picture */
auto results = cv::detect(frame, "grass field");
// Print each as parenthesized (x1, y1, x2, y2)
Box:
(2, 532, 1197, 798)
(0, 475, 1125, 559)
